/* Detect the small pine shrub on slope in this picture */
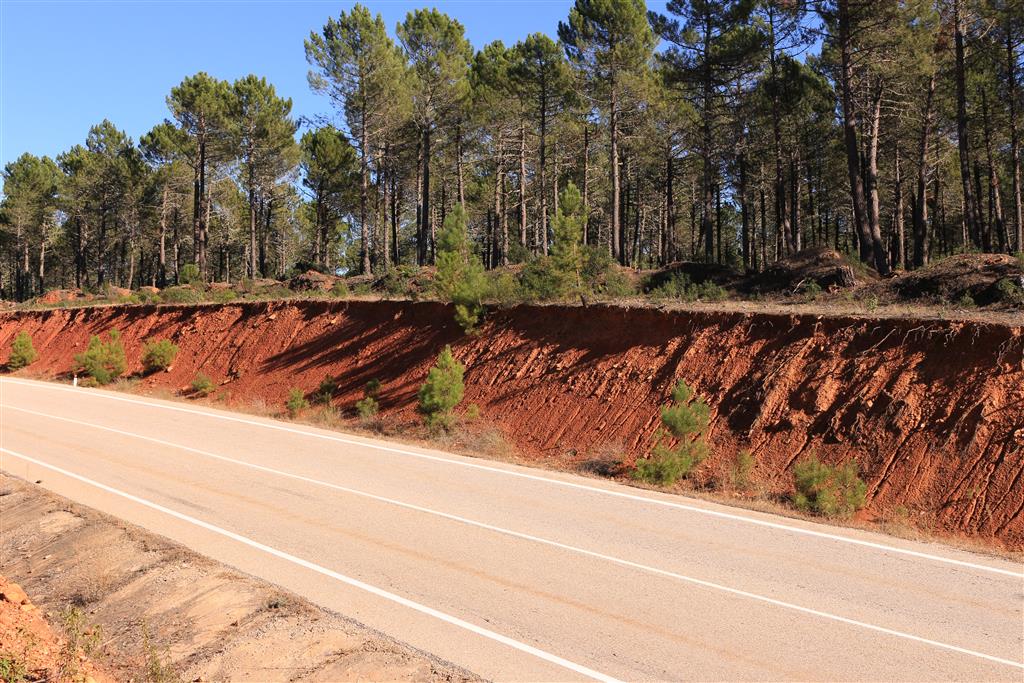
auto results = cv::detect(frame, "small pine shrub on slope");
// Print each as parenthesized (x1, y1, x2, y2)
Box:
(792, 455, 867, 518)
(286, 388, 309, 417)
(418, 345, 465, 431)
(8, 331, 38, 369)
(141, 339, 179, 373)
(355, 379, 382, 419)
(191, 373, 215, 396)
(634, 380, 710, 486)
(435, 204, 487, 333)
(74, 330, 126, 385)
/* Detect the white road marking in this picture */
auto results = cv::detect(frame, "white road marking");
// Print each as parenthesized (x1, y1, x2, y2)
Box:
(0, 446, 620, 683)
(1, 377, 1020, 580)
(6, 404, 1024, 671)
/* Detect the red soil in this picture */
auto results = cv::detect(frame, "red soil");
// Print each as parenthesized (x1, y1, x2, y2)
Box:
(2, 300, 1022, 548)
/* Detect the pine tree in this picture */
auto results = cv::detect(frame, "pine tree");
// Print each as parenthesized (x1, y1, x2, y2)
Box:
(559, 0, 655, 264)
(511, 34, 575, 254)
(300, 127, 359, 270)
(549, 181, 588, 296)
(165, 73, 232, 280)
(307, 4, 406, 274)
(418, 345, 466, 430)
(228, 75, 299, 279)
(397, 9, 473, 265)
(8, 331, 38, 369)
(435, 204, 487, 333)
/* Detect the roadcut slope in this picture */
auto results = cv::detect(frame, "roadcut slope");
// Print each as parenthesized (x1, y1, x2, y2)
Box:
(2, 300, 1021, 546)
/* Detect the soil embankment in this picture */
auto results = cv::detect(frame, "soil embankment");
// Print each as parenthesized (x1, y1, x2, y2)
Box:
(2, 300, 1022, 547)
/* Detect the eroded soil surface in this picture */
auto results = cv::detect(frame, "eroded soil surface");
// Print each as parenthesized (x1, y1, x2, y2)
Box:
(2, 299, 1022, 548)
(0, 474, 476, 682)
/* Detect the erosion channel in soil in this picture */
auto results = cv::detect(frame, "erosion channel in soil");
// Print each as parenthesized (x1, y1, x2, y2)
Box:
(2, 300, 1021, 548)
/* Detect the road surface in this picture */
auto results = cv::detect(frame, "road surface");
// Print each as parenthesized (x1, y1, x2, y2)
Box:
(1, 377, 1021, 681)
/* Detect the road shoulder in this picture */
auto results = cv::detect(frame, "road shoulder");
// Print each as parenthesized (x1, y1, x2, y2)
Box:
(0, 473, 477, 682)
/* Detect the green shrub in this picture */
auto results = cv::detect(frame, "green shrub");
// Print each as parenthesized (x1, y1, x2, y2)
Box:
(74, 330, 126, 385)
(519, 256, 563, 301)
(435, 204, 487, 333)
(995, 277, 1024, 305)
(599, 269, 637, 297)
(506, 240, 531, 264)
(210, 288, 237, 303)
(792, 455, 867, 518)
(803, 281, 823, 300)
(649, 274, 727, 302)
(286, 388, 309, 417)
(955, 292, 976, 308)
(418, 345, 465, 431)
(465, 402, 481, 421)
(485, 271, 522, 307)
(331, 280, 350, 298)
(191, 372, 214, 396)
(141, 338, 179, 373)
(160, 285, 204, 304)
(178, 263, 201, 285)
(382, 266, 419, 297)
(353, 378, 382, 419)
(0, 654, 27, 683)
(313, 375, 338, 405)
(731, 449, 756, 490)
(633, 380, 710, 486)
(355, 396, 379, 419)
(8, 331, 37, 369)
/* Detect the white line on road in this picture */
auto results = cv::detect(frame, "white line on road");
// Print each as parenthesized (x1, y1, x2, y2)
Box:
(2, 377, 1019, 579)
(0, 446, 620, 683)
(5, 404, 1024, 671)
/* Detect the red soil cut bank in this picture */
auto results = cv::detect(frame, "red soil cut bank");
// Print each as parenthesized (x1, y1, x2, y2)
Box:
(2, 300, 1022, 547)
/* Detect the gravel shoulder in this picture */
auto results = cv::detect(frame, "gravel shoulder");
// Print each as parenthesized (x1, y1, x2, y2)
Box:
(0, 473, 477, 682)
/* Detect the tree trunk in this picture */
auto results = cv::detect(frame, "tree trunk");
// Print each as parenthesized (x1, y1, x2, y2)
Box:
(415, 135, 424, 265)
(539, 83, 548, 255)
(360, 100, 371, 275)
(582, 125, 590, 245)
(981, 89, 1006, 252)
(769, 9, 791, 257)
(790, 154, 801, 252)
(739, 151, 749, 269)
(610, 84, 622, 263)
(893, 140, 905, 270)
(248, 168, 258, 279)
(500, 164, 509, 265)
(913, 71, 936, 268)
(666, 150, 675, 264)
(391, 170, 400, 266)
(519, 120, 528, 249)
(159, 186, 168, 287)
(456, 123, 465, 208)
(866, 87, 890, 275)
(954, 0, 983, 248)
(423, 126, 432, 264)
(837, 0, 874, 266)
(1008, 26, 1023, 253)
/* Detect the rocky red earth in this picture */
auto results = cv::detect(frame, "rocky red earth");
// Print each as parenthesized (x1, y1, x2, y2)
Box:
(0, 575, 110, 682)
(1, 300, 1022, 548)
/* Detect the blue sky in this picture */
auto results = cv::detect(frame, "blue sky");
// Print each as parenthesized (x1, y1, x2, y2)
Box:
(0, 0, 579, 170)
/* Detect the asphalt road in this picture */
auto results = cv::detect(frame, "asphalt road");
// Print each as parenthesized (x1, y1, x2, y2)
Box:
(1, 377, 1022, 682)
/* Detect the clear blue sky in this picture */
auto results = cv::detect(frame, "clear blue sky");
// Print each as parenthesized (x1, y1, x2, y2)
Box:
(0, 0, 579, 170)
